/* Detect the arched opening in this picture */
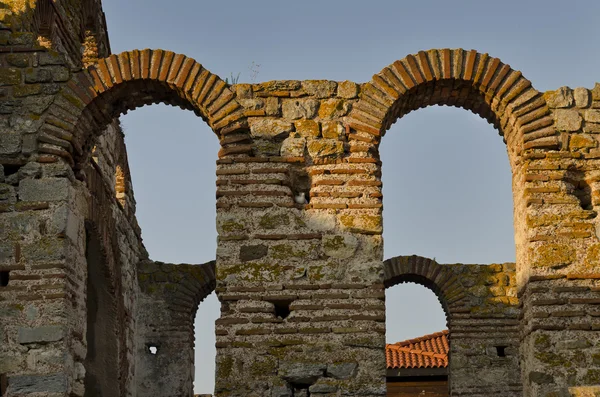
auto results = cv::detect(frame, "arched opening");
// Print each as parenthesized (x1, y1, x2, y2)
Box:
(120, 103, 220, 395)
(46, 50, 243, 397)
(362, 50, 535, 396)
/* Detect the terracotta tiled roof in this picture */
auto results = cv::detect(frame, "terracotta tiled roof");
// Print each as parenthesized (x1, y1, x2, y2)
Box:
(386, 330, 449, 369)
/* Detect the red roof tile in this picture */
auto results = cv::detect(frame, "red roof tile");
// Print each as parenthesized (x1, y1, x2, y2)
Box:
(386, 330, 449, 369)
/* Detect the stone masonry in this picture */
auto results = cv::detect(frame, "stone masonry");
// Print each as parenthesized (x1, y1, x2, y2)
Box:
(0, 1, 599, 396)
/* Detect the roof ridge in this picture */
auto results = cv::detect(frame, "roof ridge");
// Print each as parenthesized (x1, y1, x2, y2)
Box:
(393, 329, 449, 347)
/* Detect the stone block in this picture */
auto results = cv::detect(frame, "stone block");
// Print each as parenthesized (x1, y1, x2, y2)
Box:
(21, 237, 66, 262)
(307, 139, 344, 159)
(240, 245, 268, 262)
(0, 68, 22, 86)
(0, 133, 21, 155)
(0, 353, 25, 372)
(570, 134, 597, 150)
(24, 68, 52, 83)
(23, 95, 54, 114)
(249, 118, 293, 139)
(18, 325, 64, 344)
(38, 52, 66, 66)
(554, 109, 582, 131)
(280, 137, 306, 157)
(585, 109, 600, 123)
(574, 87, 591, 108)
(50, 205, 80, 243)
(322, 121, 344, 139)
(326, 362, 358, 379)
(280, 361, 325, 385)
(337, 80, 358, 98)
(18, 178, 70, 201)
(323, 234, 359, 259)
(569, 386, 600, 397)
(0, 242, 14, 264)
(8, 374, 67, 394)
(295, 120, 320, 137)
(282, 99, 319, 120)
(302, 80, 337, 98)
(547, 87, 574, 108)
(318, 99, 348, 119)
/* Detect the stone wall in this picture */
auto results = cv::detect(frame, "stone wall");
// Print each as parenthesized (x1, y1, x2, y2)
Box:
(0, 1, 599, 396)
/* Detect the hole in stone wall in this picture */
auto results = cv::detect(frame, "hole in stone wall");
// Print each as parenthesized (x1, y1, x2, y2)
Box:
(573, 179, 592, 210)
(0, 271, 9, 287)
(289, 383, 310, 396)
(0, 373, 7, 396)
(495, 346, 507, 357)
(3, 165, 20, 177)
(148, 345, 158, 355)
(270, 299, 293, 320)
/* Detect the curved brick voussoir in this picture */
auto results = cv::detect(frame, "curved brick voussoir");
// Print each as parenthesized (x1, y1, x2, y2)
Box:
(348, 49, 555, 159)
(138, 260, 216, 318)
(37, 50, 246, 172)
(383, 255, 466, 315)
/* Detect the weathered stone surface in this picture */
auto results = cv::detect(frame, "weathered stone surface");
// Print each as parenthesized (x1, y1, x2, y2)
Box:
(280, 362, 325, 385)
(0, 68, 21, 86)
(547, 87, 574, 108)
(554, 109, 582, 131)
(280, 136, 306, 157)
(302, 80, 337, 98)
(584, 109, 600, 123)
(8, 374, 68, 394)
(339, 213, 382, 234)
(326, 362, 358, 379)
(18, 178, 70, 201)
(529, 371, 554, 384)
(574, 87, 590, 108)
(318, 99, 348, 119)
(18, 326, 64, 344)
(570, 134, 597, 150)
(307, 139, 344, 158)
(322, 234, 359, 259)
(0, 132, 21, 155)
(282, 99, 319, 120)
(295, 120, 320, 137)
(239, 245, 268, 262)
(322, 121, 344, 139)
(337, 80, 358, 98)
(249, 118, 293, 138)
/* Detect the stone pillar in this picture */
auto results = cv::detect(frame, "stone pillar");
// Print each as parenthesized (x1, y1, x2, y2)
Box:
(214, 153, 386, 396)
(519, 86, 600, 397)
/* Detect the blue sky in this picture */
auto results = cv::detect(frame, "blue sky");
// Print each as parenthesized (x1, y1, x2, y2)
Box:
(100, 0, 600, 393)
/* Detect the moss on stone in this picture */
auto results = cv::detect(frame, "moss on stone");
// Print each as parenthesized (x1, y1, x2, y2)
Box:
(217, 356, 234, 379)
(270, 244, 306, 259)
(217, 262, 283, 282)
(249, 357, 277, 376)
(259, 213, 289, 230)
(532, 244, 576, 268)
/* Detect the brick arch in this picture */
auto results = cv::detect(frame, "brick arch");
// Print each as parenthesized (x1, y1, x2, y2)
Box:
(347, 49, 555, 161)
(384, 255, 467, 316)
(37, 50, 246, 172)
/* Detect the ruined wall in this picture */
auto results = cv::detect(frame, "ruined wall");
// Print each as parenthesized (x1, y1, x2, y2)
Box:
(384, 255, 521, 396)
(0, 1, 600, 396)
(136, 260, 215, 397)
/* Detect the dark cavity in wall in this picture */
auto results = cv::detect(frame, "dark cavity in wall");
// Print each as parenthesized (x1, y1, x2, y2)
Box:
(566, 171, 593, 210)
(83, 226, 120, 397)
(0, 271, 9, 287)
(270, 299, 293, 320)
(1, 373, 7, 396)
(496, 346, 507, 357)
